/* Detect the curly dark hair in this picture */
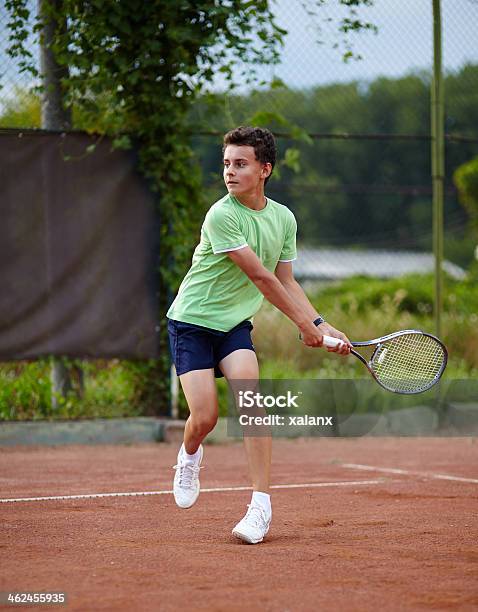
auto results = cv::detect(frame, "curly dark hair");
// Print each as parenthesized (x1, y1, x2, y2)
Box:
(223, 126, 276, 184)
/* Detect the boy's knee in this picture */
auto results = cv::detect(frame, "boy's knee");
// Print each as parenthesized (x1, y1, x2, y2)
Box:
(192, 412, 218, 435)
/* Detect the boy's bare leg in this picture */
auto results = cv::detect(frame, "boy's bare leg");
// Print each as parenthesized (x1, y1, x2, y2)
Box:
(179, 368, 219, 453)
(172, 368, 218, 509)
(242, 431, 272, 493)
(220, 349, 272, 543)
(219, 349, 271, 493)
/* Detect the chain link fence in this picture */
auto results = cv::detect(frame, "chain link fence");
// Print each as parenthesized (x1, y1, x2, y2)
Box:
(1, 1, 477, 413)
(0, 0, 40, 124)
(2, 1, 477, 262)
(191, 0, 478, 271)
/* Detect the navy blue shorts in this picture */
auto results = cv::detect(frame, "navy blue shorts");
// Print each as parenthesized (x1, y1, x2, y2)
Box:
(167, 318, 255, 378)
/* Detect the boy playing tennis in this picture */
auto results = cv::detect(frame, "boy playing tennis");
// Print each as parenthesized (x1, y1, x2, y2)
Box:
(167, 126, 351, 544)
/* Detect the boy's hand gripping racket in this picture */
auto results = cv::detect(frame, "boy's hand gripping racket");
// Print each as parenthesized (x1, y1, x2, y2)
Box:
(322, 329, 447, 394)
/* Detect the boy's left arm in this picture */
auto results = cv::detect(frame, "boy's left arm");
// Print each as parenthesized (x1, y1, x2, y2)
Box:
(274, 261, 351, 355)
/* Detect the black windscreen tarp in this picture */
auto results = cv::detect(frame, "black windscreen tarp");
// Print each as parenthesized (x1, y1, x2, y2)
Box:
(0, 130, 160, 360)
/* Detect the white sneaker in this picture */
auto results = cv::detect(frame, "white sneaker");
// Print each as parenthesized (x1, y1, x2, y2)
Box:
(172, 445, 203, 509)
(232, 503, 271, 544)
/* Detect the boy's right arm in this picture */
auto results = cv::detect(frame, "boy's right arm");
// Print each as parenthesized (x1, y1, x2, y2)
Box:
(226, 246, 323, 347)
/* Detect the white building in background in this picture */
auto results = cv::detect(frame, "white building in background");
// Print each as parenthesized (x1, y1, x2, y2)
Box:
(294, 248, 467, 281)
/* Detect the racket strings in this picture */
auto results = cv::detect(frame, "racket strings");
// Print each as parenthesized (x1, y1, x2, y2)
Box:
(371, 334, 445, 393)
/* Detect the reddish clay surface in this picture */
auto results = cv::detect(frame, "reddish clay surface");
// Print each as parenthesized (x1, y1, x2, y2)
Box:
(1, 438, 478, 611)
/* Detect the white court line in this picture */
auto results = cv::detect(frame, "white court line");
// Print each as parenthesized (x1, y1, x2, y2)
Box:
(343, 463, 478, 484)
(0, 480, 381, 504)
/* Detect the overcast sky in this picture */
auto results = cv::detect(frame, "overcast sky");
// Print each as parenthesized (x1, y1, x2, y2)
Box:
(257, 0, 478, 88)
(1, 0, 477, 98)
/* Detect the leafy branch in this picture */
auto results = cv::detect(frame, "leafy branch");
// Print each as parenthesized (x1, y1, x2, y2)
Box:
(4, 0, 377, 413)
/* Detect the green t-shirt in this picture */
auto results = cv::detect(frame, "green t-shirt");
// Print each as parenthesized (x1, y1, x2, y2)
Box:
(166, 194, 297, 332)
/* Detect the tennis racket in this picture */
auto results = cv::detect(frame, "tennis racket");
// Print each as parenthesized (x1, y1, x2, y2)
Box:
(322, 329, 447, 394)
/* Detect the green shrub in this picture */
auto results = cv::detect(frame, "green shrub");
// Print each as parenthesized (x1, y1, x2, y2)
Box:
(0, 359, 140, 421)
(2, 274, 476, 421)
(309, 273, 478, 317)
(254, 274, 478, 373)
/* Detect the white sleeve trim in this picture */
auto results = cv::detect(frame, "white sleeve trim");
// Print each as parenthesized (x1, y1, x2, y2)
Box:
(278, 257, 297, 263)
(213, 244, 248, 254)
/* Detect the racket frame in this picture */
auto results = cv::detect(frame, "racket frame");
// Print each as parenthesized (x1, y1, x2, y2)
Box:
(323, 329, 448, 395)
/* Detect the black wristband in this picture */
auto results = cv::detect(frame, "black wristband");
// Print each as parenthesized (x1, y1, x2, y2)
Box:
(313, 316, 325, 326)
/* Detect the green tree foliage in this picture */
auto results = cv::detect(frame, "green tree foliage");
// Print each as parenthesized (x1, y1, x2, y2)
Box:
(454, 156, 478, 224)
(454, 155, 478, 276)
(0, 88, 41, 127)
(4, 0, 377, 414)
(4, 0, 285, 413)
(191, 65, 478, 268)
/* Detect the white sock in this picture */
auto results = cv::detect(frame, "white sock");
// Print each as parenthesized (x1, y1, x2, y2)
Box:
(180, 443, 201, 463)
(251, 491, 271, 517)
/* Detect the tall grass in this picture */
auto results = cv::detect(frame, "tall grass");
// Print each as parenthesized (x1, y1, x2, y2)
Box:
(0, 359, 141, 421)
(253, 274, 478, 378)
(1, 274, 476, 420)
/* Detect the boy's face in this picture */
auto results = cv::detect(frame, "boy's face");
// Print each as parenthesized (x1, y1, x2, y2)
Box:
(223, 144, 271, 195)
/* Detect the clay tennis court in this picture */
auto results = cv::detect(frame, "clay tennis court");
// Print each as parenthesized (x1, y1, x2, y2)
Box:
(1, 437, 477, 611)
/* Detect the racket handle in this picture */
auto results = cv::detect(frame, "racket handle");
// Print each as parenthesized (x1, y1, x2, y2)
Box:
(322, 335, 344, 349)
